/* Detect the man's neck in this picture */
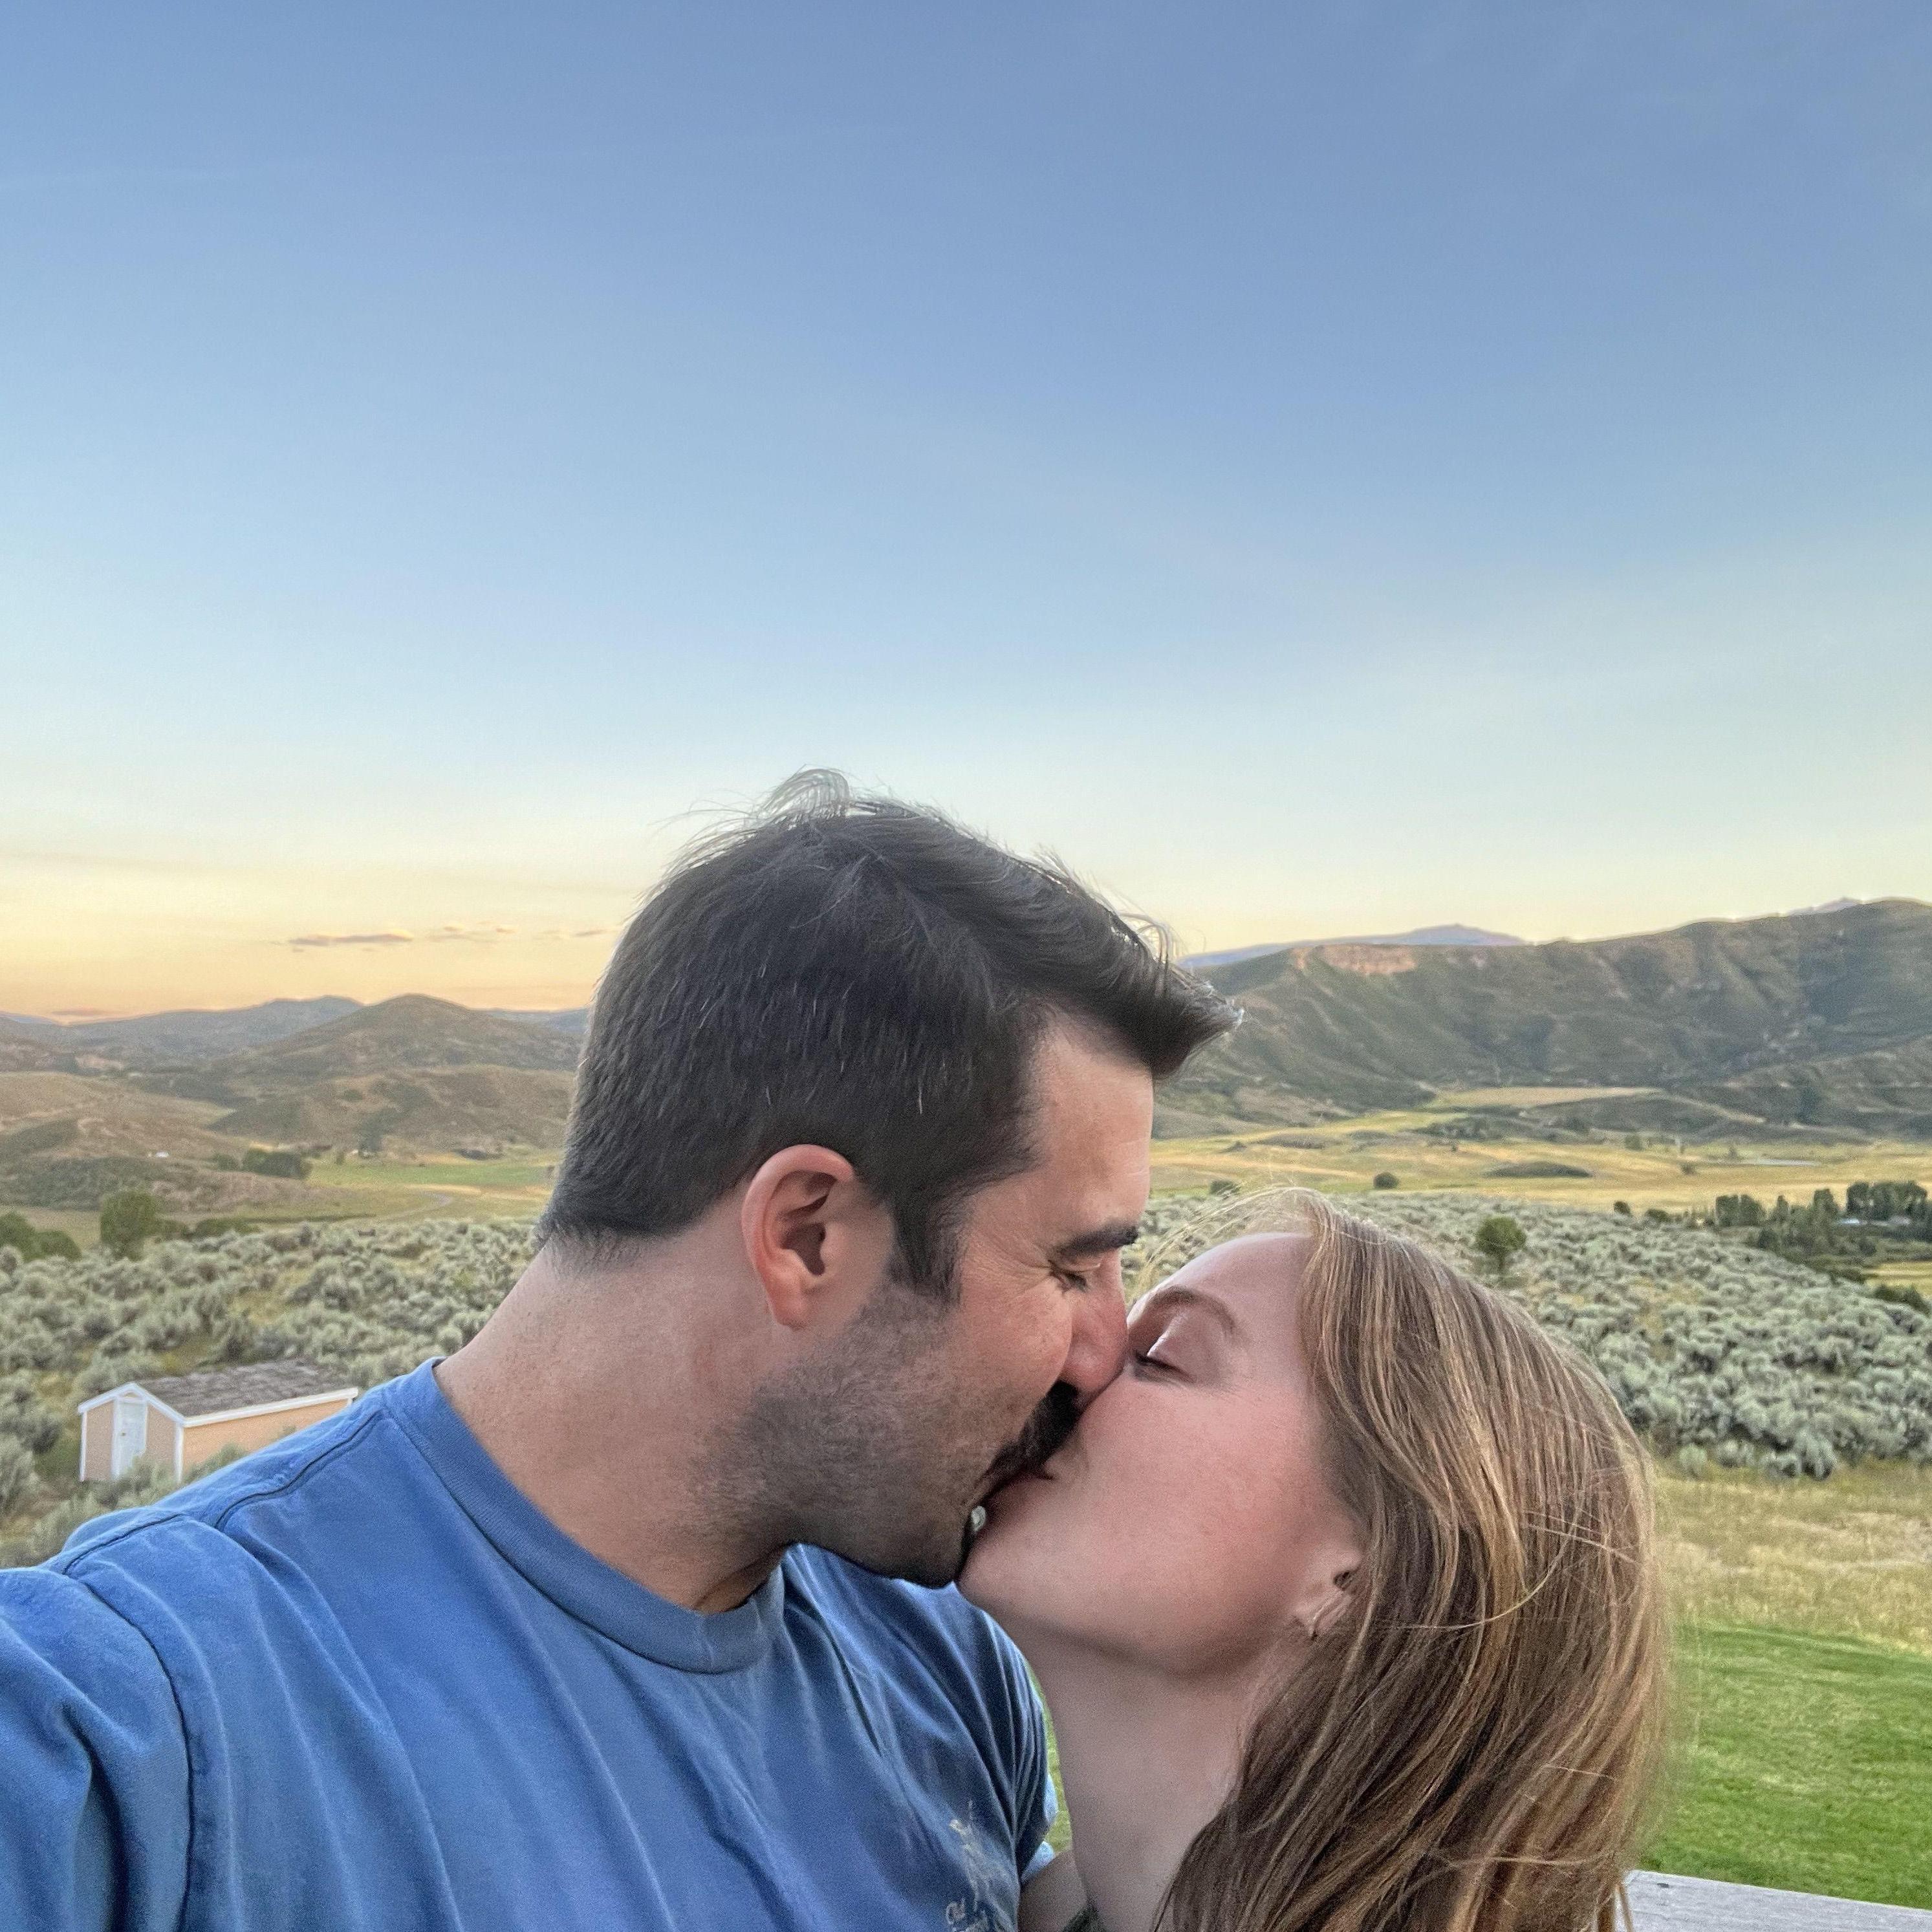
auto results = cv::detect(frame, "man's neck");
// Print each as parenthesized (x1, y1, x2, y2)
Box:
(435, 1244, 781, 1614)
(1029, 1646, 1256, 1932)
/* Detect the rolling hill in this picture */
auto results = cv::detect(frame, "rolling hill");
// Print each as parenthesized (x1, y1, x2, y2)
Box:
(160, 995, 581, 1100)
(3, 997, 360, 1068)
(213, 1067, 576, 1149)
(489, 1007, 591, 1037)
(0, 1072, 256, 1208)
(0, 1001, 585, 1203)
(0, 1022, 69, 1075)
(1166, 899, 1932, 1136)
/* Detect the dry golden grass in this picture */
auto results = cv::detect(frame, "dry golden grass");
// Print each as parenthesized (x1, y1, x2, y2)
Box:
(1658, 1462, 1932, 1656)
(0, 1070, 235, 1155)
(1871, 1259, 1932, 1292)
(1149, 1096, 1929, 1219)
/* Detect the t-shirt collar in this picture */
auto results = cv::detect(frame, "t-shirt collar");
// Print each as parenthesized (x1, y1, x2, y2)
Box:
(383, 1359, 785, 1673)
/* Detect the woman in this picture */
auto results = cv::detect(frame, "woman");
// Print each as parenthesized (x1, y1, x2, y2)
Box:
(962, 1193, 1666, 1932)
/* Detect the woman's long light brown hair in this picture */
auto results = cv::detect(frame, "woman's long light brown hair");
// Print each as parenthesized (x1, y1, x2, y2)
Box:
(1162, 1193, 1667, 1932)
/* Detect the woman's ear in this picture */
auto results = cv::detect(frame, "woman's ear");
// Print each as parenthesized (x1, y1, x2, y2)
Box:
(739, 1145, 893, 1332)
(1294, 1554, 1361, 1645)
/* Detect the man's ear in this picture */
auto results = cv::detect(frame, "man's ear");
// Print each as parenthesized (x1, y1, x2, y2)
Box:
(739, 1145, 895, 1331)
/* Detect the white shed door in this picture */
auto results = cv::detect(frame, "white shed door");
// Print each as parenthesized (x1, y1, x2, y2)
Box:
(110, 1395, 147, 1477)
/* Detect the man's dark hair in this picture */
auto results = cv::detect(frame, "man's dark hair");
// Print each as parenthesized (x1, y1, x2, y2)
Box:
(539, 772, 1234, 1292)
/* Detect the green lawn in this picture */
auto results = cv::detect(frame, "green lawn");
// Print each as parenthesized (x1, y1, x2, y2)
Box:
(1649, 1623, 1932, 1909)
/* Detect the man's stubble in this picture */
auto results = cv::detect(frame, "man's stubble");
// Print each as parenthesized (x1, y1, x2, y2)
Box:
(722, 1279, 1082, 1588)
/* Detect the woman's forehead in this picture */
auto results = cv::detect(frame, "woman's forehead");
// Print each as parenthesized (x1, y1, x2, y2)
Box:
(1158, 1232, 1310, 1334)
(1177, 1230, 1307, 1291)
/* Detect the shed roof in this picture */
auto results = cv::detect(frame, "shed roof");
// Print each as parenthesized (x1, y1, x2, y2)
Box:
(133, 1360, 352, 1419)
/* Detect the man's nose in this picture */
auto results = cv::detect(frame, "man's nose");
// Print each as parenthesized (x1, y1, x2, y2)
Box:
(1060, 1274, 1129, 1403)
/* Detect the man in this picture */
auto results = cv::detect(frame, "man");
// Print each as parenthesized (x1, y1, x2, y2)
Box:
(0, 775, 1232, 1931)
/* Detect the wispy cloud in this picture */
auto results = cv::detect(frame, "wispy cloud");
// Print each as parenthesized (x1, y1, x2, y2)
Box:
(285, 923, 515, 950)
(283, 923, 608, 951)
(287, 930, 419, 950)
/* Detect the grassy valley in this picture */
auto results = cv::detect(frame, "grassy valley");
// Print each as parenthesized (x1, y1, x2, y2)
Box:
(1148, 1092, 1931, 1217)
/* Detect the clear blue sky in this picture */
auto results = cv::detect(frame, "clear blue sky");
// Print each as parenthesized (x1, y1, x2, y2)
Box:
(5, 3, 1929, 1012)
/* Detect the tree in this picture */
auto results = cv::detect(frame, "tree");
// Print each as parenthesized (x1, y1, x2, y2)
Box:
(1612, 1200, 1632, 1215)
(243, 1147, 310, 1181)
(1473, 1215, 1527, 1280)
(100, 1189, 164, 1260)
(1864, 1180, 1927, 1224)
(0, 1213, 80, 1262)
(1372, 1171, 1399, 1190)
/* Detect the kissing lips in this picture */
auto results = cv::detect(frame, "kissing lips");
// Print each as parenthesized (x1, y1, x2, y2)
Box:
(978, 1381, 1081, 1499)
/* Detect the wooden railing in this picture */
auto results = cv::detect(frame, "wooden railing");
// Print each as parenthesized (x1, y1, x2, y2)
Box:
(1630, 1872, 1932, 1929)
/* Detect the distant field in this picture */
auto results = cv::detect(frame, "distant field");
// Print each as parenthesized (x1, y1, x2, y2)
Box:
(1871, 1258, 1932, 1294)
(1658, 1463, 1932, 1655)
(10, 1101, 1927, 1250)
(301, 1154, 558, 1219)
(1149, 1091, 1929, 1215)
(0, 1151, 560, 1246)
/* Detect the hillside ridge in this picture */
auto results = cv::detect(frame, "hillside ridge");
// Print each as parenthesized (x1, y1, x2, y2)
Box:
(1169, 898, 1932, 1134)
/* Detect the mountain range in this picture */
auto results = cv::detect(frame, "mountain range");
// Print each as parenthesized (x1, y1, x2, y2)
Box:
(1, 997, 360, 1069)
(0, 997, 584, 1070)
(3, 901, 1929, 1204)
(1166, 899, 1932, 1136)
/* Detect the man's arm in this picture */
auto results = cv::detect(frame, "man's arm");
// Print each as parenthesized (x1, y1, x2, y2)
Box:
(0, 1566, 192, 1931)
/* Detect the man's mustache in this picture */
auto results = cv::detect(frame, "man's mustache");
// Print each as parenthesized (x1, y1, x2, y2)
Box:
(981, 1382, 1081, 1495)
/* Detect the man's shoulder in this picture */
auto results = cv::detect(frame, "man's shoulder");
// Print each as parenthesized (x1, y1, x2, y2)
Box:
(49, 1376, 408, 1600)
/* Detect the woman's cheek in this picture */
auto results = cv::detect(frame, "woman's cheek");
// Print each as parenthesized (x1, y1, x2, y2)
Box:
(1139, 1435, 1295, 1663)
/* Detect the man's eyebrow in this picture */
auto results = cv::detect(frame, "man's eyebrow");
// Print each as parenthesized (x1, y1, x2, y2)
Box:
(1048, 1221, 1142, 1265)
(1129, 1283, 1243, 1340)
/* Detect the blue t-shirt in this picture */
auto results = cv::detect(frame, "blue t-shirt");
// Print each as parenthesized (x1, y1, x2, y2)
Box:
(0, 1361, 1054, 1931)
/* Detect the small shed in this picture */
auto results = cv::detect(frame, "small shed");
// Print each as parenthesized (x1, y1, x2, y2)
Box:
(78, 1361, 358, 1484)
